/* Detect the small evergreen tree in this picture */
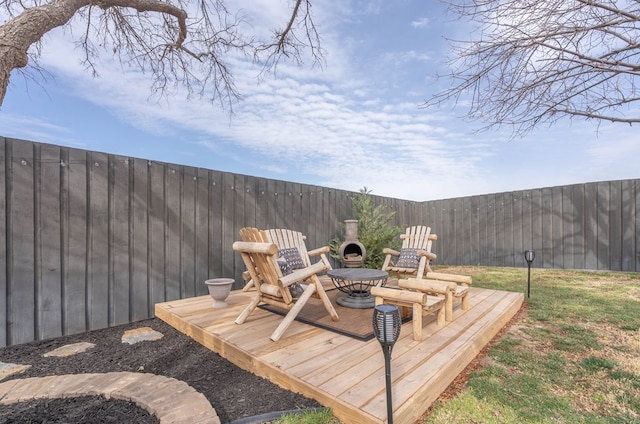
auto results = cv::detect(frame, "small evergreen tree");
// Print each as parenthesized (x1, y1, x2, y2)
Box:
(330, 187, 403, 269)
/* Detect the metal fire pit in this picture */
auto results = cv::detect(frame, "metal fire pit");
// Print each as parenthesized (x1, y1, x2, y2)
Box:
(327, 268, 388, 309)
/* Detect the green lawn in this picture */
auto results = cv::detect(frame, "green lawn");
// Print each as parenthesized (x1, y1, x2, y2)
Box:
(425, 266, 640, 424)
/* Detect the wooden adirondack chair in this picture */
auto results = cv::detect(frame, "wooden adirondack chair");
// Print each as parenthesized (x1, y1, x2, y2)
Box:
(242, 228, 332, 291)
(233, 227, 339, 341)
(381, 226, 438, 280)
(382, 226, 472, 321)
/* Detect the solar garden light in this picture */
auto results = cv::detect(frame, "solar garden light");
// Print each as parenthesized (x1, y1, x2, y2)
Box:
(524, 250, 535, 299)
(373, 304, 401, 424)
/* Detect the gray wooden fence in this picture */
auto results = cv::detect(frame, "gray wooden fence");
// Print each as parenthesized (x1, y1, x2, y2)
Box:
(422, 182, 639, 272)
(1, 136, 638, 346)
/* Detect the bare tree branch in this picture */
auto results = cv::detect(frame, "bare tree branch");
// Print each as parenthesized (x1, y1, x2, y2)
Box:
(425, 0, 640, 137)
(0, 0, 323, 108)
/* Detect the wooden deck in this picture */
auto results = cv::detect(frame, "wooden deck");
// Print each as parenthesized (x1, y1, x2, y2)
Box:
(155, 287, 523, 424)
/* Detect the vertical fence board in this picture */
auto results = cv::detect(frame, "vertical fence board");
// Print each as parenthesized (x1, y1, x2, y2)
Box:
(636, 181, 640, 272)
(597, 182, 611, 270)
(243, 175, 258, 229)
(521, 191, 532, 266)
(131, 159, 149, 321)
(609, 180, 623, 271)
(8, 140, 36, 345)
(180, 167, 197, 298)
(336, 191, 348, 238)
(149, 161, 166, 308)
(550, 186, 563, 268)
(0, 139, 6, 346)
(511, 193, 522, 267)
(264, 179, 276, 228)
(432, 200, 444, 263)
(572, 184, 585, 270)
(560, 186, 574, 269)
(496, 193, 508, 267)
(284, 182, 298, 230)
(233, 173, 248, 283)
(584, 183, 598, 269)
(440, 200, 452, 264)
(255, 178, 269, 230)
(164, 165, 181, 301)
(454, 198, 463, 264)
(36, 144, 63, 340)
(620, 180, 635, 272)
(469, 197, 480, 265)
(531, 189, 543, 266)
(431, 200, 443, 262)
(490, 194, 500, 266)
(300, 184, 310, 235)
(195, 168, 210, 295)
(274, 180, 287, 229)
(88, 152, 109, 330)
(478, 196, 491, 265)
(110, 156, 130, 325)
(541, 187, 553, 268)
(309, 187, 323, 251)
(221, 173, 237, 283)
(63, 148, 88, 336)
(208, 171, 224, 282)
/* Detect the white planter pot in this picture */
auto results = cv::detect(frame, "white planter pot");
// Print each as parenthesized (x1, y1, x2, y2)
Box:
(205, 278, 235, 308)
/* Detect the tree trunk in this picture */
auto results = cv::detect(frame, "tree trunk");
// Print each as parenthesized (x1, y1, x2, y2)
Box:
(0, 0, 89, 106)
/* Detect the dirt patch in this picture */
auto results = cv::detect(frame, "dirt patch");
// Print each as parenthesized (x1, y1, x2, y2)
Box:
(0, 318, 322, 423)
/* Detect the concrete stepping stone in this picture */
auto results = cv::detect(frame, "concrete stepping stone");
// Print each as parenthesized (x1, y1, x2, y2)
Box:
(43, 342, 96, 358)
(0, 362, 31, 381)
(121, 327, 164, 344)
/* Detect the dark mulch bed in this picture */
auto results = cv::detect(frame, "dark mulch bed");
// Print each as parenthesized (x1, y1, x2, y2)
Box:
(0, 318, 322, 423)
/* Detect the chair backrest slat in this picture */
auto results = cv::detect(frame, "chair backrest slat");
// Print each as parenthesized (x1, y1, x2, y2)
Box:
(265, 228, 312, 267)
(402, 226, 432, 250)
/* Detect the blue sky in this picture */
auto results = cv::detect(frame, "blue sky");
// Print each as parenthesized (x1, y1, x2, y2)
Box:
(1, 0, 639, 201)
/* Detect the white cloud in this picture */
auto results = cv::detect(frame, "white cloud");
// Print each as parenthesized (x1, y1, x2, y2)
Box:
(411, 18, 430, 29)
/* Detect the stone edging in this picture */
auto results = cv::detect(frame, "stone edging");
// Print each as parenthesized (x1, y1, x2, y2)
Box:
(0, 372, 220, 424)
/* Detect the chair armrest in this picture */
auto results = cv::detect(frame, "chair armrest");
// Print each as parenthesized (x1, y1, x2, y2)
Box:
(425, 272, 472, 285)
(307, 246, 330, 257)
(279, 261, 329, 288)
(399, 278, 456, 294)
(383, 248, 400, 256)
(233, 241, 278, 255)
(371, 287, 426, 304)
(417, 249, 437, 260)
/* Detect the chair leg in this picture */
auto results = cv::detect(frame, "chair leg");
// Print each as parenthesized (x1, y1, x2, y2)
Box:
(461, 292, 469, 311)
(235, 294, 262, 325)
(271, 284, 317, 341)
(313, 276, 339, 321)
(242, 279, 255, 292)
(436, 304, 445, 326)
(412, 302, 423, 341)
(445, 292, 453, 322)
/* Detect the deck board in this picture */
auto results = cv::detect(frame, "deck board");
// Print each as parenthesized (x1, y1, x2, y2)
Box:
(155, 287, 523, 424)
